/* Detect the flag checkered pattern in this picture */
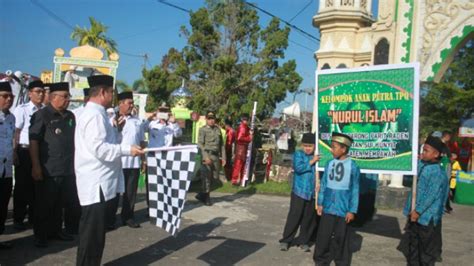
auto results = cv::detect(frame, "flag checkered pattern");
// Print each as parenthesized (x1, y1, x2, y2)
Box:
(147, 147, 198, 236)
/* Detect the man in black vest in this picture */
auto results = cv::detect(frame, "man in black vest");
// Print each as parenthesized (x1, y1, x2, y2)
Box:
(29, 82, 77, 247)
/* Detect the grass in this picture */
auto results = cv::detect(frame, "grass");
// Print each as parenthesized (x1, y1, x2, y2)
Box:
(189, 179, 292, 196)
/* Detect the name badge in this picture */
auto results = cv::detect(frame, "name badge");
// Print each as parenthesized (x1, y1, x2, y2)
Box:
(326, 159, 352, 190)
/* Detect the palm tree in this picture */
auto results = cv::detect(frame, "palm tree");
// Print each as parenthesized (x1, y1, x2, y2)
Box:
(71, 17, 117, 56)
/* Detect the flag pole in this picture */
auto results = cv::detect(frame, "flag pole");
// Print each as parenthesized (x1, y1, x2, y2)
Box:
(242, 101, 258, 187)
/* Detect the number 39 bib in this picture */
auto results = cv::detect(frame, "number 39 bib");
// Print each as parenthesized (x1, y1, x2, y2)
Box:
(327, 159, 352, 190)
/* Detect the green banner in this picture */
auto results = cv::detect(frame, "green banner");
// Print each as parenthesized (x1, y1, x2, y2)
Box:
(315, 63, 420, 174)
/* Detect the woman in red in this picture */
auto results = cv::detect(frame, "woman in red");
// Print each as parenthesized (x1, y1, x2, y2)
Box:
(224, 119, 235, 181)
(231, 115, 252, 185)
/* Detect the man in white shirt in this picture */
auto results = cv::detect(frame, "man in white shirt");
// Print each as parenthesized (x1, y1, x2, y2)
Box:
(75, 75, 143, 266)
(0, 82, 15, 249)
(142, 104, 182, 212)
(12, 80, 44, 230)
(146, 104, 182, 148)
(72, 88, 90, 119)
(114, 91, 145, 229)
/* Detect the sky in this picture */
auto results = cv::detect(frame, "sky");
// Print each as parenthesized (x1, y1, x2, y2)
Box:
(0, 0, 323, 116)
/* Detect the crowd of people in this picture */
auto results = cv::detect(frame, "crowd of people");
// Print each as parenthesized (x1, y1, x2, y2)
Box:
(0, 74, 189, 265)
(0, 72, 472, 265)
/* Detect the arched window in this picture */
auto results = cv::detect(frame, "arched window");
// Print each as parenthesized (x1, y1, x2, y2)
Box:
(336, 63, 347, 69)
(321, 63, 331, 70)
(374, 38, 389, 65)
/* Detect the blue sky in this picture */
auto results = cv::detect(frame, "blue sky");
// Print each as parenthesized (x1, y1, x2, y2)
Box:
(1, 0, 323, 115)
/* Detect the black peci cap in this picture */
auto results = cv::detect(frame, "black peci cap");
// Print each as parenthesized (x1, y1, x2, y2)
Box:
(0, 82, 12, 92)
(28, 80, 44, 90)
(49, 82, 69, 93)
(117, 91, 133, 101)
(87, 75, 114, 88)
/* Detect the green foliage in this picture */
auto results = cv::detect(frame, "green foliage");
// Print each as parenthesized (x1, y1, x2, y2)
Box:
(70, 17, 117, 56)
(115, 80, 130, 92)
(143, 0, 302, 119)
(420, 40, 474, 136)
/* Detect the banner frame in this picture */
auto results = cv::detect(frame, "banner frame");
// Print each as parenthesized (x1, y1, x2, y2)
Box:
(314, 63, 420, 175)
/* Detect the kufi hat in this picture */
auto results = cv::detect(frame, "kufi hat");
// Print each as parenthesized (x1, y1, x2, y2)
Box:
(0, 82, 12, 92)
(28, 80, 44, 90)
(49, 82, 69, 93)
(301, 133, 315, 144)
(88, 75, 114, 88)
(117, 91, 133, 101)
(332, 132, 353, 147)
(425, 135, 446, 154)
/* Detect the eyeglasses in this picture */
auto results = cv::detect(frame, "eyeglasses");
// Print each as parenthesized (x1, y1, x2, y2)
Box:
(0, 94, 14, 99)
(31, 89, 45, 94)
(53, 93, 72, 99)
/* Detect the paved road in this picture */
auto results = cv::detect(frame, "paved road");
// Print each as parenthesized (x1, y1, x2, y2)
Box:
(1, 192, 473, 265)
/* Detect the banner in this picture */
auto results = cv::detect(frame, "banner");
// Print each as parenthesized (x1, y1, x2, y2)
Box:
(315, 63, 420, 174)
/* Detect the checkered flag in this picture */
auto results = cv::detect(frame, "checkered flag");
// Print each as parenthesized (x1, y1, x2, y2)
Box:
(146, 145, 198, 236)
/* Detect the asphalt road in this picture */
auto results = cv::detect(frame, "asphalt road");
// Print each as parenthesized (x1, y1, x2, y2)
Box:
(1, 192, 473, 265)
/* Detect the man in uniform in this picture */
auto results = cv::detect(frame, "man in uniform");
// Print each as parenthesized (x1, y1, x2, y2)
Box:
(0, 82, 15, 249)
(29, 82, 76, 247)
(111, 91, 145, 229)
(75, 75, 143, 265)
(196, 111, 226, 206)
(13, 79, 45, 230)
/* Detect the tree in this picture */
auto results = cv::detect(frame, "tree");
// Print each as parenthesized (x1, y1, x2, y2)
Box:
(71, 17, 117, 56)
(420, 39, 474, 136)
(132, 78, 147, 93)
(115, 80, 131, 92)
(143, 0, 302, 119)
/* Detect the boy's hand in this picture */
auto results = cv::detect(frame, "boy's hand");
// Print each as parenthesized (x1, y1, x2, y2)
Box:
(410, 211, 420, 222)
(310, 155, 320, 165)
(345, 212, 355, 223)
(316, 205, 323, 216)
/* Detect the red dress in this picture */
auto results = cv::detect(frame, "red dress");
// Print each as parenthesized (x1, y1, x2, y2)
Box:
(225, 127, 236, 180)
(231, 123, 252, 184)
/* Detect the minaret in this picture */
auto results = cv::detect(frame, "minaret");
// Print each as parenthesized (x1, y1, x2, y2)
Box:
(313, 0, 374, 69)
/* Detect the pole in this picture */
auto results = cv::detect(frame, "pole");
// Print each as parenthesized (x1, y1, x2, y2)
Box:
(242, 101, 258, 187)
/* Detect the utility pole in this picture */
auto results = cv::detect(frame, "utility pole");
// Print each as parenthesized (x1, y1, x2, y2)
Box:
(143, 53, 149, 70)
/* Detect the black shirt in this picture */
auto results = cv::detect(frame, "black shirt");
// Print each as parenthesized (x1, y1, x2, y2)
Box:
(29, 104, 75, 177)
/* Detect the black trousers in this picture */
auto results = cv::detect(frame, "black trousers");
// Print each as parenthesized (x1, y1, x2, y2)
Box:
(76, 190, 114, 266)
(407, 221, 439, 266)
(121, 168, 140, 223)
(34, 176, 70, 240)
(313, 213, 351, 266)
(0, 178, 13, 234)
(13, 147, 35, 224)
(106, 194, 120, 227)
(280, 193, 316, 245)
(64, 176, 81, 234)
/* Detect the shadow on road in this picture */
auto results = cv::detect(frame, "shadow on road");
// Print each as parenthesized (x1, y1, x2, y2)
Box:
(105, 217, 265, 266)
(354, 213, 403, 239)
